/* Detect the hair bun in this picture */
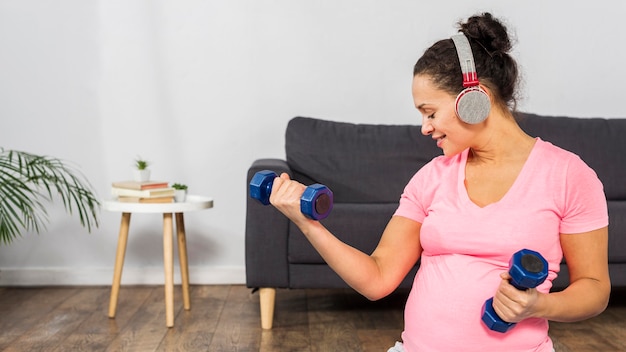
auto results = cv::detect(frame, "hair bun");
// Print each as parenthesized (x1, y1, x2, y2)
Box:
(458, 12, 512, 55)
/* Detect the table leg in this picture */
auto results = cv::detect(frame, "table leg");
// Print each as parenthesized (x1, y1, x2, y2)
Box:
(163, 213, 174, 327)
(176, 212, 191, 310)
(109, 212, 131, 318)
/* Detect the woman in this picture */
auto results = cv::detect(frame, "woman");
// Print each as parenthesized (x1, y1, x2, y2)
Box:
(269, 12, 610, 351)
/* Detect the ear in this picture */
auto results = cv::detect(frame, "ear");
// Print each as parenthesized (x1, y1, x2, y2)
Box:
(478, 84, 493, 102)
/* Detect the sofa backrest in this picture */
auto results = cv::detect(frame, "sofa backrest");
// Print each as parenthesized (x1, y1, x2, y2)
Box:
(285, 113, 626, 203)
(285, 116, 440, 203)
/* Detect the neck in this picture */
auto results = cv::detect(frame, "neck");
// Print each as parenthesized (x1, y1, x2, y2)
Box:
(468, 112, 535, 165)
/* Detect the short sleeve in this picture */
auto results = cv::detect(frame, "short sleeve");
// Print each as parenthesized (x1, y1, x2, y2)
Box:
(394, 155, 454, 224)
(560, 155, 608, 234)
(394, 169, 428, 223)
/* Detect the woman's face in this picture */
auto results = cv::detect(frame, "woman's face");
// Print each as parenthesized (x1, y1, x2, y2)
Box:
(412, 74, 475, 156)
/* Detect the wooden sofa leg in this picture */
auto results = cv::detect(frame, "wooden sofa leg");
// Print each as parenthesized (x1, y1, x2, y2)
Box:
(259, 287, 276, 329)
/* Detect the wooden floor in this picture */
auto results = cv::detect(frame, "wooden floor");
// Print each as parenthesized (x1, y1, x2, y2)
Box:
(0, 285, 624, 352)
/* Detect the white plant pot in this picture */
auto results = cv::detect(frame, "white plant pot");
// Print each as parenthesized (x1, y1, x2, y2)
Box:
(174, 190, 187, 202)
(133, 169, 151, 182)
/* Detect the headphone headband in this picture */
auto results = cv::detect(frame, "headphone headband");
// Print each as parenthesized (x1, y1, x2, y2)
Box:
(450, 33, 490, 124)
(451, 34, 479, 87)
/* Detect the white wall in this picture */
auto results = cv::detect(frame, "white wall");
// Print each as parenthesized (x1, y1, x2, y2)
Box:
(0, 1, 624, 286)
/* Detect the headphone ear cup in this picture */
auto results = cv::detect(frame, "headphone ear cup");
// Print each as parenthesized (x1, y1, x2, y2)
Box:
(455, 87, 491, 124)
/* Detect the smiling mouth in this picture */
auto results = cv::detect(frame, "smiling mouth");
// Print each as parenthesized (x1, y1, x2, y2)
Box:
(434, 135, 446, 147)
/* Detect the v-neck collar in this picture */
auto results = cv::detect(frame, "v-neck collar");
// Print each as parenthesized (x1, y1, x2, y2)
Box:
(458, 138, 541, 209)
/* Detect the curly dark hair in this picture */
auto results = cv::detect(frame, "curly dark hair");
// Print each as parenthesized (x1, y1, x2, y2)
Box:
(413, 13, 519, 110)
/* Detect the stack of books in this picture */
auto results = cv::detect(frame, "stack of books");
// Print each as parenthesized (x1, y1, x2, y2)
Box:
(111, 180, 175, 203)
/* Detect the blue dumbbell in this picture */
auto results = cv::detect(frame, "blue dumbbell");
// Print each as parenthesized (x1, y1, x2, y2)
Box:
(249, 170, 333, 220)
(481, 248, 549, 333)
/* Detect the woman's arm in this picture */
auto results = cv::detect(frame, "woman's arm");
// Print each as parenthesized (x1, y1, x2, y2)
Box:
(270, 173, 422, 300)
(492, 226, 610, 323)
(543, 226, 611, 321)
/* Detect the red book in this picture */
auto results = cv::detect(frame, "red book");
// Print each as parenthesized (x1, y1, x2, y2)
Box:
(112, 180, 169, 190)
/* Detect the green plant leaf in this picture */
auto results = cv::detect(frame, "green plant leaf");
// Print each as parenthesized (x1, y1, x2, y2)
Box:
(0, 148, 101, 245)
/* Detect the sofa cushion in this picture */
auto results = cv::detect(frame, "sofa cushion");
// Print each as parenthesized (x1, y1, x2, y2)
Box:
(288, 203, 397, 264)
(285, 116, 441, 203)
(608, 201, 626, 262)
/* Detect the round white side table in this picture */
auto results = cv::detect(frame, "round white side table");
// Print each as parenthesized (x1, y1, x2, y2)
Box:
(102, 195, 214, 328)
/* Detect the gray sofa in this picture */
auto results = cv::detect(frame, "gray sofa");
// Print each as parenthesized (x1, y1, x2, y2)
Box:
(245, 112, 626, 329)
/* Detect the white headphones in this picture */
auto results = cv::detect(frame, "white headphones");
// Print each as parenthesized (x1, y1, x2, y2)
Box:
(450, 34, 491, 124)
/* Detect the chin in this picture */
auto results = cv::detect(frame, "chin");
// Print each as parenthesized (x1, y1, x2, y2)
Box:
(441, 147, 464, 157)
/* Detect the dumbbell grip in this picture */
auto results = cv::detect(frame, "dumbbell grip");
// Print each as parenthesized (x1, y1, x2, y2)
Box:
(249, 170, 333, 220)
(261, 179, 273, 205)
(481, 249, 548, 333)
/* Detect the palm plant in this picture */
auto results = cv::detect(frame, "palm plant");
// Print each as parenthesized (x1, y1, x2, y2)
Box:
(0, 148, 100, 245)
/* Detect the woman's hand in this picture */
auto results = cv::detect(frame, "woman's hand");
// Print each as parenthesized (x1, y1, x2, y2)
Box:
(491, 272, 542, 323)
(269, 173, 315, 227)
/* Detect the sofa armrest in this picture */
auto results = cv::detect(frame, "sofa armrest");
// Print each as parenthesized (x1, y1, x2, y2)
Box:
(245, 159, 292, 288)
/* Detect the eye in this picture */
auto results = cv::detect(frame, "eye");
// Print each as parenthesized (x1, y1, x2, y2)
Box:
(427, 113, 435, 119)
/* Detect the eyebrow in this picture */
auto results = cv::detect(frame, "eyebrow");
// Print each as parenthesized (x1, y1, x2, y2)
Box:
(416, 103, 428, 112)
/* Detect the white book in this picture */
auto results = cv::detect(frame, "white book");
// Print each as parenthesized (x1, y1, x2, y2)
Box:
(111, 186, 175, 198)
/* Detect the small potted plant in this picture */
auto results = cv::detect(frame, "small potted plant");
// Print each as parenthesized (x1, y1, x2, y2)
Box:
(133, 157, 151, 182)
(172, 183, 188, 202)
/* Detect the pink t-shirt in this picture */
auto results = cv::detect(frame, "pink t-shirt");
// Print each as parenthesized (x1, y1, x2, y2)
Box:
(394, 138, 608, 352)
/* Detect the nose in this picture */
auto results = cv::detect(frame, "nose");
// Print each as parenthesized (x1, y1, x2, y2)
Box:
(421, 117, 434, 136)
